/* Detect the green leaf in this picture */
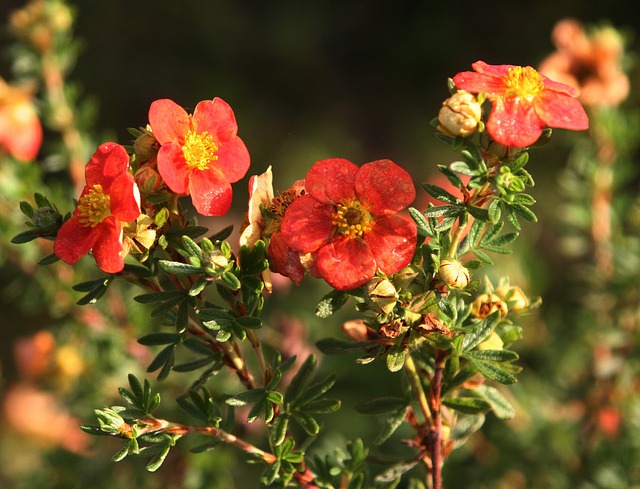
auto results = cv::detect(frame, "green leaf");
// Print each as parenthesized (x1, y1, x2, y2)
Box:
(386, 347, 406, 372)
(285, 355, 316, 404)
(467, 358, 517, 384)
(476, 385, 516, 419)
(235, 316, 262, 329)
(442, 397, 492, 415)
(11, 230, 40, 244)
(449, 160, 477, 176)
(270, 415, 289, 446)
(225, 388, 267, 407)
(372, 407, 407, 446)
(315, 290, 349, 318)
(147, 345, 175, 374)
(301, 375, 336, 403)
(422, 183, 461, 205)
(38, 253, 60, 265)
(137, 333, 182, 346)
(315, 338, 372, 354)
(423, 205, 464, 219)
(293, 411, 320, 435)
(301, 398, 341, 414)
(134, 290, 186, 304)
(466, 205, 489, 221)
(437, 164, 463, 187)
(512, 193, 536, 205)
(466, 349, 519, 363)
(511, 203, 537, 222)
(355, 397, 408, 415)
(408, 207, 431, 238)
(158, 260, 203, 275)
(488, 199, 501, 223)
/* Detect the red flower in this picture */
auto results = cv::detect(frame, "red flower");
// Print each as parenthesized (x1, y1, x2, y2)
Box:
(281, 158, 417, 291)
(453, 61, 589, 148)
(0, 77, 42, 161)
(148, 98, 250, 216)
(54, 143, 141, 273)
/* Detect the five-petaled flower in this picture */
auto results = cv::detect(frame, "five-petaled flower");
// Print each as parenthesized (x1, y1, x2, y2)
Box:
(54, 143, 141, 273)
(453, 61, 589, 148)
(148, 97, 250, 216)
(280, 158, 417, 291)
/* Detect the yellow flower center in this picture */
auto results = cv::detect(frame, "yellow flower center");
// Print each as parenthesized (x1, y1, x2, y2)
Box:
(504, 66, 545, 101)
(332, 198, 373, 238)
(77, 184, 111, 227)
(269, 188, 304, 218)
(182, 130, 218, 170)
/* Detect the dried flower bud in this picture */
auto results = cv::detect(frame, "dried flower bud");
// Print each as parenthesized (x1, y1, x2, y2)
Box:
(438, 259, 470, 289)
(495, 285, 529, 313)
(342, 319, 370, 342)
(437, 90, 482, 137)
(470, 293, 508, 319)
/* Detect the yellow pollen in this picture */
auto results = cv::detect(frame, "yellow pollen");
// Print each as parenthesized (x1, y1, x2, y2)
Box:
(182, 130, 218, 170)
(504, 66, 544, 101)
(332, 198, 373, 237)
(77, 184, 111, 227)
(269, 188, 305, 218)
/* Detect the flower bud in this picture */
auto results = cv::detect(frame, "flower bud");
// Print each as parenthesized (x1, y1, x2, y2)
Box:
(438, 259, 470, 289)
(133, 129, 159, 165)
(470, 293, 508, 319)
(437, 90, 482, 137)
(367, 277, 398, 315)
(495, 285, 529, 313)
(135, 165, 163, 194)
(32, 206, 62, 233)
(477, 331, 504, 350)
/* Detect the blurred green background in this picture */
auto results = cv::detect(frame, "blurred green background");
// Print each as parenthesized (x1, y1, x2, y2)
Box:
(2, 1, 640, 488)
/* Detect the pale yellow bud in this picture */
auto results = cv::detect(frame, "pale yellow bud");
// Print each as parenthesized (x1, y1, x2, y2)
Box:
(495, 285, 529, 313)
(477, 332, 504, 350)
(437, 91, 482, 137)
(438, 259, 470, 289)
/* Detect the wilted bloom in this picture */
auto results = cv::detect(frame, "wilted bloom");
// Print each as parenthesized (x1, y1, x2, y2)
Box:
(148, 97, 250, 216)
(453, 61, 589, 147)
(470, 293, 508, 319)
(437, 90, 482, 137)
(54, 143, 141, 273)
(281, 158, 417, 291)
(539, 19, 629, 107)
(239, 166, 307, 286)
(0, 77, 42, 161)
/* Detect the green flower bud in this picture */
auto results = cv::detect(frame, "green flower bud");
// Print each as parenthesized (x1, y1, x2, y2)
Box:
(439, 259, 470, 289)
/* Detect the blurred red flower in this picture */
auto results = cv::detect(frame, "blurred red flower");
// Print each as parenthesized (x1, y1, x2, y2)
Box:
(281, 158, 417, 291)
(453, 61, 589, 148)
(0, 77, 42, 161)
(148, 97, 250, 216)
(54, 143, 141, 273)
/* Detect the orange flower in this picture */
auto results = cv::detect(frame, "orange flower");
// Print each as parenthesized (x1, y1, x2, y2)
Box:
(539, 19, 629, 107)
(453, 61, 589, 148)
(0, 77, 42, 161)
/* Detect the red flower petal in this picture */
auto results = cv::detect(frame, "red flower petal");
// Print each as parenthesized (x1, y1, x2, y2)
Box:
(486, 97, 544, 147)
(192, 98, 238, 142)
(188, 168, 233, 216)
(85, 143, 131, 188)
(148, 99, 190, 144)
(365, 215, 417, 275)
(355, 160, 415, 215)
(213, 135, 251, 183)
(281, 194, 334, 253)
(109, 172, 141, 222)
(54, 216, 97, 265)
(534, 89, 589, 130)
(305, 158, 358, 204)
(268, 231, 306, 285)
(91, 217, 125, 273)
(157, 142, 190, 194)
(316, 236, 376, 290)
(453, 63, 509, 95)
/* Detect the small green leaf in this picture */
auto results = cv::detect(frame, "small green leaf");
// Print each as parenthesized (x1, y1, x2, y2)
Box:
(372, 408, 407, 446)
(225, 388, 267, 407)
(137, 333, 182, 346)
(408, 207, 431, 238)
(467, 358, 517, 384)
(285, 355, 316, 404)
(355, 397, 408, 415)
(315, 290, 349, 318)
(386, 347, 406, 373)
(466, 349, 519, 363)
(158, 260, 203, 275)
(293, 411, 320, 435)
(422, 183, 461, 205)
(442, 397, 492, 415)
(476, 385, 516, 419)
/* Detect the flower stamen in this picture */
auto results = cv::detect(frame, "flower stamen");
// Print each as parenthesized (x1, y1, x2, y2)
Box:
(332, 198, 373, 237)
(504, 66, 545, 101)
(182, 130, 218, 170)
(77, 184, 111, 227)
